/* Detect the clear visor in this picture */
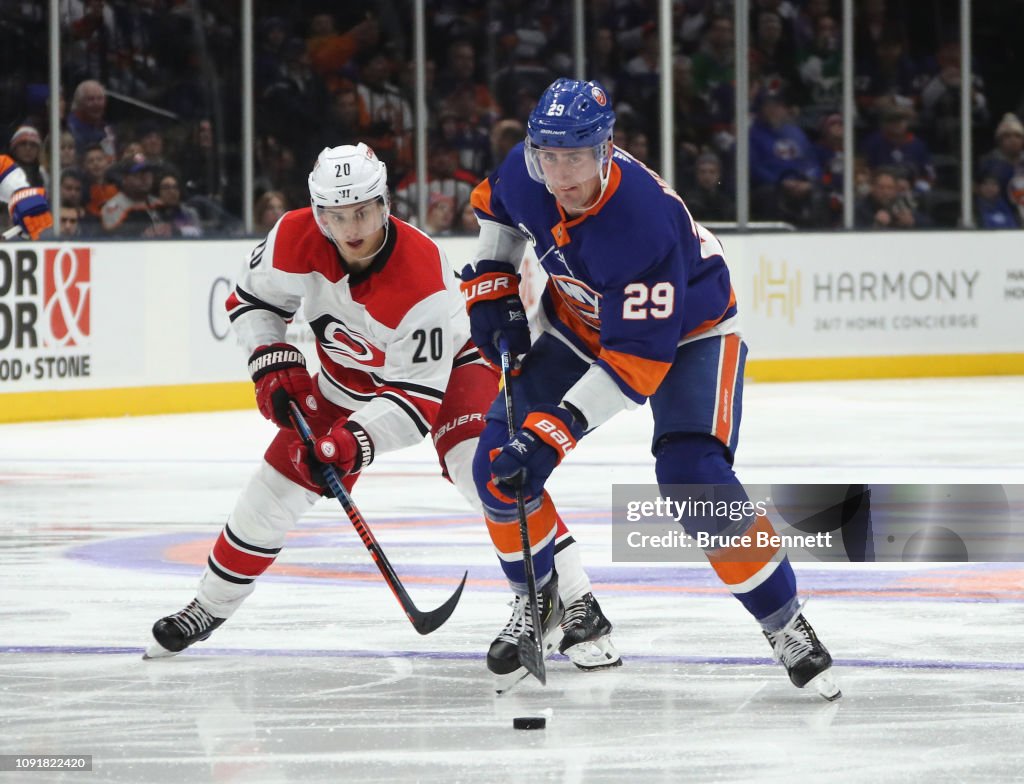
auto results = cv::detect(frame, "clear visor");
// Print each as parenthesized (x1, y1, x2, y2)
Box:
(524, 140, 609, 188)
(314, 198, 387, 244)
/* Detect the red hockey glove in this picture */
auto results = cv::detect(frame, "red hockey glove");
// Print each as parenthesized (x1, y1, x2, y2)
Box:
(248, 343, 317, 428)
(9, 187, 53, 240)
(459, 260, 530, 366)
(314, 419, 375, 476)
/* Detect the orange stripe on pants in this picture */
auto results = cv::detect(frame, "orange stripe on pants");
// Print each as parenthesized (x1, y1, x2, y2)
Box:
(705, 515, 780, 586)
(486, 492, 558, 558)
(713, 334, 741, 447)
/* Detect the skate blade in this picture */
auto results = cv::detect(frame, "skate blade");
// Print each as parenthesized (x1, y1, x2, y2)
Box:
(142, 640, 179, 660)
(563, 636, 623, 671)
(807, 669, 842, 701)
(494, 629, 563, 695)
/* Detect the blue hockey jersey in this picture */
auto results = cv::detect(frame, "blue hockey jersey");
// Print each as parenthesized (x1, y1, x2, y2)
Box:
(471, 143, 736, 403)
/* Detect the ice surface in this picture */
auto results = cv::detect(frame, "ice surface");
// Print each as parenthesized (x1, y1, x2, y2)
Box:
(2, 377, 1023, 782)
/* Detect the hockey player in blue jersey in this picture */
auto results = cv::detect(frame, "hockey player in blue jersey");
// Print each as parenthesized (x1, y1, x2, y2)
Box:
(461, 78, 840, 699)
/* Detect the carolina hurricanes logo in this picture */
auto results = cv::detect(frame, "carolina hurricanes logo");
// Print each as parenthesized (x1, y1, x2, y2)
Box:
(309, 315, 386, 367)
(591, 86, 607, 106)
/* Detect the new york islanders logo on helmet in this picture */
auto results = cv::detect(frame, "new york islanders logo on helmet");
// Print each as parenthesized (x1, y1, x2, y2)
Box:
(591, 86, 607, 106)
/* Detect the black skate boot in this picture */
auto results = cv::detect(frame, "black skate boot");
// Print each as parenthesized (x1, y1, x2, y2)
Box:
(558, 592, 622, 671)
(764, 611, 841, 701)
(488, 575, 564, 692)
(144, 599, 225, 660)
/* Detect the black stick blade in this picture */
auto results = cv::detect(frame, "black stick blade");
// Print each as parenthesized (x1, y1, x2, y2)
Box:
(410, 570, 468, 635)
(517, 631, 547, 685)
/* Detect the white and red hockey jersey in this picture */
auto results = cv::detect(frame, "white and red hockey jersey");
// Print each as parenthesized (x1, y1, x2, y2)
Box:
(227, 208, 474, 454)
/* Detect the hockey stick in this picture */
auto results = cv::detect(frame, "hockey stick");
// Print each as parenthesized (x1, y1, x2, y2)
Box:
(288, 401, 467, 635)
(2, 226, 23, 240)
(497, 337, 547, 686)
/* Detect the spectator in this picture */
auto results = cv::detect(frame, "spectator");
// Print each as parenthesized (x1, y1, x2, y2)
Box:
(749, 89, 828, 227)
(254, 135, 303, 211)
(978, 113, 1024, 220)
(588, 26, 622, 98)
(974, 168, 1020, 229)
(39, 129, 78, 182)
(64, 0, 119, 88)
(793, 0, 833, 50)
(796, 14, 842, 131)
(306, 12, 379, 92)
(255, 16, 290, 92)
(58, 168, 100, 235)
(254, 190, 288, 235)
(919, 42, 989, 157)
(423, 192, 456, 236)
(136, 121, 175, 182)
(58, 205, 83, 238)
(750, 10, 800, 94)
(179, 119, 226, 207)
(625, 130, 651, 163)
(488, 118, 525, 174)
(100, 154, 168, 237)
(356, 50, 414, 181)
(67, 79, 116, 158)
(318, 83, 368, 150)
(8, 126, 45, 188)
(684, 152, 736, 222)
(261, 37, 330, 166)
(861, 106, 935, 193)
(691, 15, 735, 99)
(458, 199, 478, 234)
(59, 169, 86, 209)
(436, 105, 490, 177)
(393, 138, 477, 220)
(855, 34, 922, 124)
(57, 130, 78, 170)
(854, 166, 928, 228)
(672, 55, 714, 186)
(815, 112, 845, 221)
(81, 143, 117, 217)
(436, 40, 498, 125)
(156, 173, 203, 237)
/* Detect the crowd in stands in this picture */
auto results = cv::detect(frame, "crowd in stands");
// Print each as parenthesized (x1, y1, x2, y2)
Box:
(2, 0, 1024, 237)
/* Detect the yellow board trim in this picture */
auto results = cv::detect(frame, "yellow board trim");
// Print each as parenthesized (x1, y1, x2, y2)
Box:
(1, 353, 1022, 423)
(746, 353, 1024, 382)
(0, 382, 254, 423)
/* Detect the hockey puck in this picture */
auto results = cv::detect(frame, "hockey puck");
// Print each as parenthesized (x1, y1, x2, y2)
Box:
(512, 716, 546, 730)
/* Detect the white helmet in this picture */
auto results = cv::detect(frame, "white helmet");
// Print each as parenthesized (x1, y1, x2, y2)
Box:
(308, 143, 390, 238)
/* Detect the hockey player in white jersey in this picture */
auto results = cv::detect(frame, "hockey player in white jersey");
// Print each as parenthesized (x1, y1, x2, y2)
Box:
(145, 143, 619, 676)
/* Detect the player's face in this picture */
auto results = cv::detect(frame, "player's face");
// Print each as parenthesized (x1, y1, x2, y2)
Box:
(318, 200, 387, 269)
(536, 146, 603, 213)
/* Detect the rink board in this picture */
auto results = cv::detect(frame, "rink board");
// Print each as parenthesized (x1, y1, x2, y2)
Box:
(1, 232, 1021, 421)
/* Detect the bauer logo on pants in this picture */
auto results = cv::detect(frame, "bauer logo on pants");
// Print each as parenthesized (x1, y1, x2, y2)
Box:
(43, 247, 91, 347)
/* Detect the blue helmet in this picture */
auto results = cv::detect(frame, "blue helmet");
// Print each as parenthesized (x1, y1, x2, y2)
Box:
(527, 78, 616, 149)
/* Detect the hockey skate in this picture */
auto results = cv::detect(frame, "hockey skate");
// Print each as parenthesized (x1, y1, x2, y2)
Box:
(143, 599, 225, 660)
(559, 592, 622, 671)
(764, 609, 841, 701)
(488, 575, 564, 693)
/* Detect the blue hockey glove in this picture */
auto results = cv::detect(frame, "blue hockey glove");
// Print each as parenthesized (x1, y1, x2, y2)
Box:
(491, 404, 584, 499)
(8, 187, 53, 240)
(459, 260, 530, 366)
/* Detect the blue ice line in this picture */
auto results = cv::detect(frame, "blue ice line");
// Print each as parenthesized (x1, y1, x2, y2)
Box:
(2, 645, 1022, 672)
